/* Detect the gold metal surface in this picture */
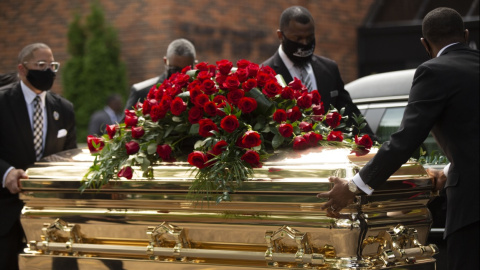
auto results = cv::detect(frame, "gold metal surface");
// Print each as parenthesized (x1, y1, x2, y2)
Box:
(19, 147, 437, 269)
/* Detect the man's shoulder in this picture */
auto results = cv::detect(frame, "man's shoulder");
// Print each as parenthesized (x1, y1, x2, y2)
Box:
(0, 81, 18, 96)
(131, 76, 163, 92)
(46, 91, 74, 110)
(261, 51, 280, 67)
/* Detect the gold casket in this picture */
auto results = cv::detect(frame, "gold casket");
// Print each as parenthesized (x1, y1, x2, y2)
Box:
(19, 147, 438, 269)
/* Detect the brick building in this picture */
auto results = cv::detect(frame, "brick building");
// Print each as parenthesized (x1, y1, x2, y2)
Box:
(0, 0, 375, 95)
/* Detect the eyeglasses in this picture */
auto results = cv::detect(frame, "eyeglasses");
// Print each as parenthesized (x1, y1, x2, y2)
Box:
(24, 61, 61, 72)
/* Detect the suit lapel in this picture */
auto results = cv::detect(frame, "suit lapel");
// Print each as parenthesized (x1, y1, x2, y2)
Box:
(43, 92, 58, 156)
(310, 56, 332, 106)
(272, 52, 293, 83)
(9, 83, 37, 160)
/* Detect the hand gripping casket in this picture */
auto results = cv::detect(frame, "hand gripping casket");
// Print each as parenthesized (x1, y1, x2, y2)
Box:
(19, 147, 438, 269)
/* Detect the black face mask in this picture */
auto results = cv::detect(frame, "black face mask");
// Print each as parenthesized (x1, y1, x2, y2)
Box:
(166, 66, 183, 78)
(281, 35, 315, 67)
(26, 68, 56, 91)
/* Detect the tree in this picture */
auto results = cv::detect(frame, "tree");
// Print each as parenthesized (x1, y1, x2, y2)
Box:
(63, 1, 127, 143)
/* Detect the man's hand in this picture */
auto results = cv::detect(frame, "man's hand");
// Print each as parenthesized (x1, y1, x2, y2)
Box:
(5, 169, 28, 194)
(426, 168, 447, 191)
(317, 176, 356, 218)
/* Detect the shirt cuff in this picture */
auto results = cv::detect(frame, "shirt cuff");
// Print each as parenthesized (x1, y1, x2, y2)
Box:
(353, 173, 374, 195)
(443, 163, 450, 176)
(2, 166, 14, 188)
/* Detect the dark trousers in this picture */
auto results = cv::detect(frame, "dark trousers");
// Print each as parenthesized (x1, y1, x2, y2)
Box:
(0, 218, 25, 270)
(447, 221, 479, 270)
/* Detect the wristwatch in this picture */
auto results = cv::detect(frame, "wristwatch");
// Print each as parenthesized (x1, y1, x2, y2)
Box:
(348, 179, 358, 193)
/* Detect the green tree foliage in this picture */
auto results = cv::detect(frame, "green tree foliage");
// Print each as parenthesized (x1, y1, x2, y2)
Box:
(63, 1, 127, 143)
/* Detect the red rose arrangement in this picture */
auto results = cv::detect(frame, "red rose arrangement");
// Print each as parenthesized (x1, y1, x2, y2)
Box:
(83, 59, 373, 202)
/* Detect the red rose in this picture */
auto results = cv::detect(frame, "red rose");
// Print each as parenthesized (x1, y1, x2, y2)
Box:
(150, 104, 167, 122)
(311, 90, 321, 105)
(125, 114, 138, 127)
(156, 144, 173, 161)
(198, 118, 219, 137)
(262, 79, 282, 98)
(220, 115, 239, 133)
(288, 77, 304, 91)
(325, 112, 342, 128)
(237, 97, 257, 113)
(241, 131, 261, 148)
(189, 86, 203, 101)
(125, 141, 140, 155)
(242, 78, 257, 92)
(235, 68, 248, 82)
(278, 123, 294, 138)
(312, 103, 324, 116)
(247, 63, 259, 78)
(203, 101, 217, 117)
(171, 97, 187, 116)
(194, 93, 210, 107)
(236, 59, 251, 69)
(304, 132, 322, 146)
(255, 71, 272, 88)
(355, 134, 373, 149)
(227, 89, 244, 106)
(223, 75, 240, 91)
(241, 150, 262, 168)
(216, 102, 227, 117)
(212, 140, 228, 155)
(188, 151, 209, 169)
(297, 93, 312, 109)
(197, 70, 210, 81)
(293, 136, 308, 150)
(280, 86, 295, 100)
(215, 73, 227, 86)
(351, 147, 371, 157)
(216, 59, 233, 75)
(117, 166, 133, 179)
(273, 109, 287, 123)
(87, 135, 104, 153)
(173, 73, 190, 88)
(202, 79, 217, 95)
(131, 126, 145, 139)
(106, 124, 117, 139)
(188, 106, 204, 124)
(195, 62, 209, 72)
(213, 95, 227, 104)
(299, 122, 313, 132)
(327, 131, 344, 142)
(287, 106, 302, 122)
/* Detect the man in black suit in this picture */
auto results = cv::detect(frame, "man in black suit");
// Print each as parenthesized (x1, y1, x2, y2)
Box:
(124, 38, 196, 110)
(262, 6, 373, 136)
(0, 43, 77, 269)
(88, 93, 123, 135)
(318, 8, 479, 270)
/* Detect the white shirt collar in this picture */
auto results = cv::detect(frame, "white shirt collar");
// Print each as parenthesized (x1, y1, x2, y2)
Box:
(278, 45, 295, 70)
(437, 42, 460, 57)
(20, 80, 46, 106)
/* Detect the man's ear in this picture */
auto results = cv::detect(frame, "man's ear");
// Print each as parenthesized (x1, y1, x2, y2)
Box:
(464, 29, 469, 43)
(17, 63, 27, 77)
(420, 37, 432, 58)
(276, 29, 283, 41)
(163, 56, 167, 65)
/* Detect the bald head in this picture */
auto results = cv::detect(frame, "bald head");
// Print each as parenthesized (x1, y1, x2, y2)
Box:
(279, 6, 314, 32)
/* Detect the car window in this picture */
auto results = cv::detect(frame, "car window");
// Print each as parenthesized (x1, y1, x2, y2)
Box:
(369, 106, 446, 163)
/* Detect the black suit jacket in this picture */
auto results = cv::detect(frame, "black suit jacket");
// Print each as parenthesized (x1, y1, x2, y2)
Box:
(124, 73, 168, 110)
(0, 82, 77, 234)
(262, 51, 374, 136)
(359, 44, 479, 236)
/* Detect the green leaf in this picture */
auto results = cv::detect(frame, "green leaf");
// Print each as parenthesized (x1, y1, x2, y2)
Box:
(147, 142, 157, 155)
(189, 123, 199, 135)
(246, 88, 273, 115)
(272, 134, 284, 149)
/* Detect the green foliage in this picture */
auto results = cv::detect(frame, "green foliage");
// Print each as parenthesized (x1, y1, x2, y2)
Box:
(62, 1, 127, 143)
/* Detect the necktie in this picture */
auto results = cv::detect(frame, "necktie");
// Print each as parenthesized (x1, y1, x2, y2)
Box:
(301, 67, 312, 92)
(33, 96, 43, 160)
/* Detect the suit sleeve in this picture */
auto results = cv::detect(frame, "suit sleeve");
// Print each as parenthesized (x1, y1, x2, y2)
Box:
(125, 86, 140, 111)
(359, 65, 447, 188)
(64, 100, 77, 150)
